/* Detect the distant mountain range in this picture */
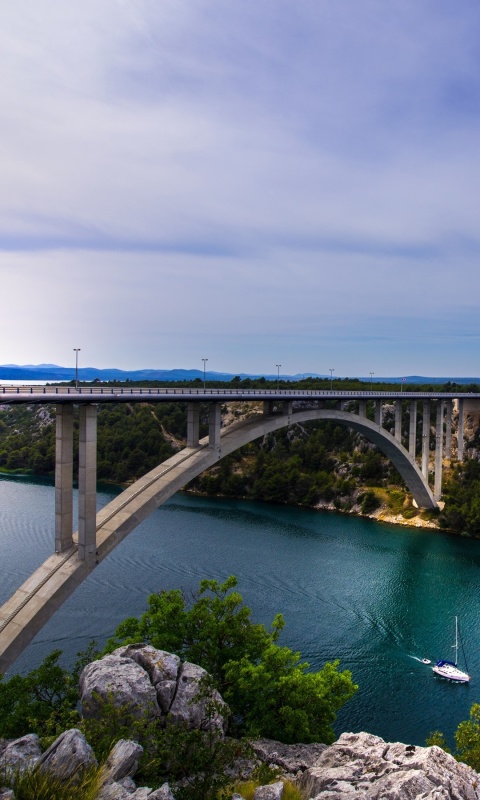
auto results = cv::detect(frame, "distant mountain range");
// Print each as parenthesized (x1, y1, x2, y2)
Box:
(1, 364, 479, 384)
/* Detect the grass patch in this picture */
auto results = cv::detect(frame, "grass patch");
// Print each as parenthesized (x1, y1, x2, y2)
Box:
(3, 765, 103, 800)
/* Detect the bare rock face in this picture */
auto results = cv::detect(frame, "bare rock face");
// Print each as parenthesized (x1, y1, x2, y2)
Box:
(168, 661, 228, 732)
(0, 734, 42, 775)
(254, 781, 285, 799)
(39, 729, 97, 781)
(252, 738, 327, 777)
(80, 654, 161, 722)
(102, 738, 144, 784)
(112, 645, 181, 716)
(301, 732, 480, 800)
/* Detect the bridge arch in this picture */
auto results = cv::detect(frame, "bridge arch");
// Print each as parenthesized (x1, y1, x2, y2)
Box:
(0, 405, 435, 673)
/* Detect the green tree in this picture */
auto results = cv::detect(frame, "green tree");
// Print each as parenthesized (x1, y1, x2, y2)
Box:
(224, 645, 357, 744)
(108, 576, 357, 743)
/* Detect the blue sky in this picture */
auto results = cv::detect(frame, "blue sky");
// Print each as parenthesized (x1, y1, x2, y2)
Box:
(2, 1, 480, 377)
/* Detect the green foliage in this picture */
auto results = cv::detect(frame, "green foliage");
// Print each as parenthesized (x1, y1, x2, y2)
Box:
(454, 703, 480, 771)
(426, 704, 480, 771)
(107, 576, 284, 689)
(108, 576, 357, 744)
(224, 646, 357, 744)
(426, 730, 451, 752)
(440, 461, 480, 536)
(0, 650, 79, 740)
(358, 490, 380, 515)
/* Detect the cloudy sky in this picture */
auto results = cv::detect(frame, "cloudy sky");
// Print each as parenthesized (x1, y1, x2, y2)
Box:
(2, 1, 480, 377)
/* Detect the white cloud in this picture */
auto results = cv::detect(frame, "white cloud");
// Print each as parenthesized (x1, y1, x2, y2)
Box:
(2, 1, 480, 373)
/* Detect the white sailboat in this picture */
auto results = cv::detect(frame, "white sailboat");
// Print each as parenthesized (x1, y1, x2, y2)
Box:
(432, 617, 470, 683)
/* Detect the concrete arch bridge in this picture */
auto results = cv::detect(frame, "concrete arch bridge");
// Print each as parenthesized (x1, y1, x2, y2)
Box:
(0, 386, 474, 672)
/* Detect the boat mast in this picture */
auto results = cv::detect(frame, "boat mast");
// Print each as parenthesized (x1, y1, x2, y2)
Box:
(454, 616, 459, 666)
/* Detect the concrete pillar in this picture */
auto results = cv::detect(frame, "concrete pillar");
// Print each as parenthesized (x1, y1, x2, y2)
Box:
(55, 404, 74, 553)
(208, 402, 221, 451)
(408, 400, 417, 458)
(422, 400, 430, 479)
(358, 400, 367, 418)
(263, 400, 275, 415)
(445, 399, 453, 461)
(78, 404, 97, 562)
(434, 400, 444, 501)
(374, 400, 382, 427)
(394, 400, 402, 443)
(187, 403, 200, 448)
(284, 400, 293, 416)
(457, 398, 464, 462)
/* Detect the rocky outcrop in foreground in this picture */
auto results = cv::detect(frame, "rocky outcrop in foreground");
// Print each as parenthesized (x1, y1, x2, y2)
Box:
(301, 732, 480, 799)
(2, 649, 480, 799)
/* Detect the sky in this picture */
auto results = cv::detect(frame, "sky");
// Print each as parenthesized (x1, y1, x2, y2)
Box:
(2, 1, 480, 377)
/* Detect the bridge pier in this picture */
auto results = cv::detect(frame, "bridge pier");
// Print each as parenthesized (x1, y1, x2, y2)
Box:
(445, 400, 453, 461)
(187, 403, 200, 448)
(408, 400, 417, 458)
(78, 405, 98, 562)
(457, 399, 464, 461)
(394, 400, 402, 442)
(422, 401, 430, 479)
(55, 405, 74, 553)
(374, 400, 382, 426)
(434, 401, 444, 501)
(358, 399, 367, 418)
(208, 403, 222, 451)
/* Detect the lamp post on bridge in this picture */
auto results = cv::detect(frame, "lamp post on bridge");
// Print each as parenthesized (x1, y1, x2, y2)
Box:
(329, 368, 334, 390)
(370, 372, 374, 384)
(202, 358, 208, 392)
(73, 348, 81, 391)
(276, 364, 281, 391)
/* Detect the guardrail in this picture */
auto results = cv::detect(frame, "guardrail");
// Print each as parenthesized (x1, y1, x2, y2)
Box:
(1, 386, 479, 400)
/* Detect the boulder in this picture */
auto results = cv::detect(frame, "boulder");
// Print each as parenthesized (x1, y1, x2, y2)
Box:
(39, 728, 97, 781)
(102, 739, 144, 784)
(168, 661, 228, 732)
(0, 733, 41, 775)
(301, 731, 480, 800)
(254, 782, 284, 799)
(80, 654, 160, 721)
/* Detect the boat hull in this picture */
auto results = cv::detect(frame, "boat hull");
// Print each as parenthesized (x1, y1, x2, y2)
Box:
(432, 660, 470, 683)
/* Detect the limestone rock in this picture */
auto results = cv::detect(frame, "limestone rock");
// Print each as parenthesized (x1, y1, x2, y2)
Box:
(301, 731, 480, 800)
(148, 785, 175, 800)
(118, 775, 138, 792)
(156, 680, 177, 714)
(80, 654, 160, 721)
(97, 781, 134, 800)
(252, 738, 327, 776)
(254, 782, 284, 799)
(117, 645, 181, 687)
(0, 733, 41, 775)
(0, 790, 14, 800)
(39, 728, 97, 780)
(102, 739, 143, 784)
(168, 661, 228, 732)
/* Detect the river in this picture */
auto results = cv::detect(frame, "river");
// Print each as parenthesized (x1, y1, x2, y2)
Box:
(1, 473, 480, 747)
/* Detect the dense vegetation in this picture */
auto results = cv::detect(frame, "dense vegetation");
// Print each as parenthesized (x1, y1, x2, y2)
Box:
(0, 577, 357, 798)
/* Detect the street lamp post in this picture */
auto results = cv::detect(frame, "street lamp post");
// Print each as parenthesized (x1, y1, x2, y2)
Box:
(73, 348, 81, 391)
(370, 372, 374, 384)
(202, 358, 208, 392)
(329, 368, 334, 390)
(276, 364, 281, 391)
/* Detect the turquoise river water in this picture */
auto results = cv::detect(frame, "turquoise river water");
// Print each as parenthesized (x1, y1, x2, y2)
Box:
(1, 474, 480, 747)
